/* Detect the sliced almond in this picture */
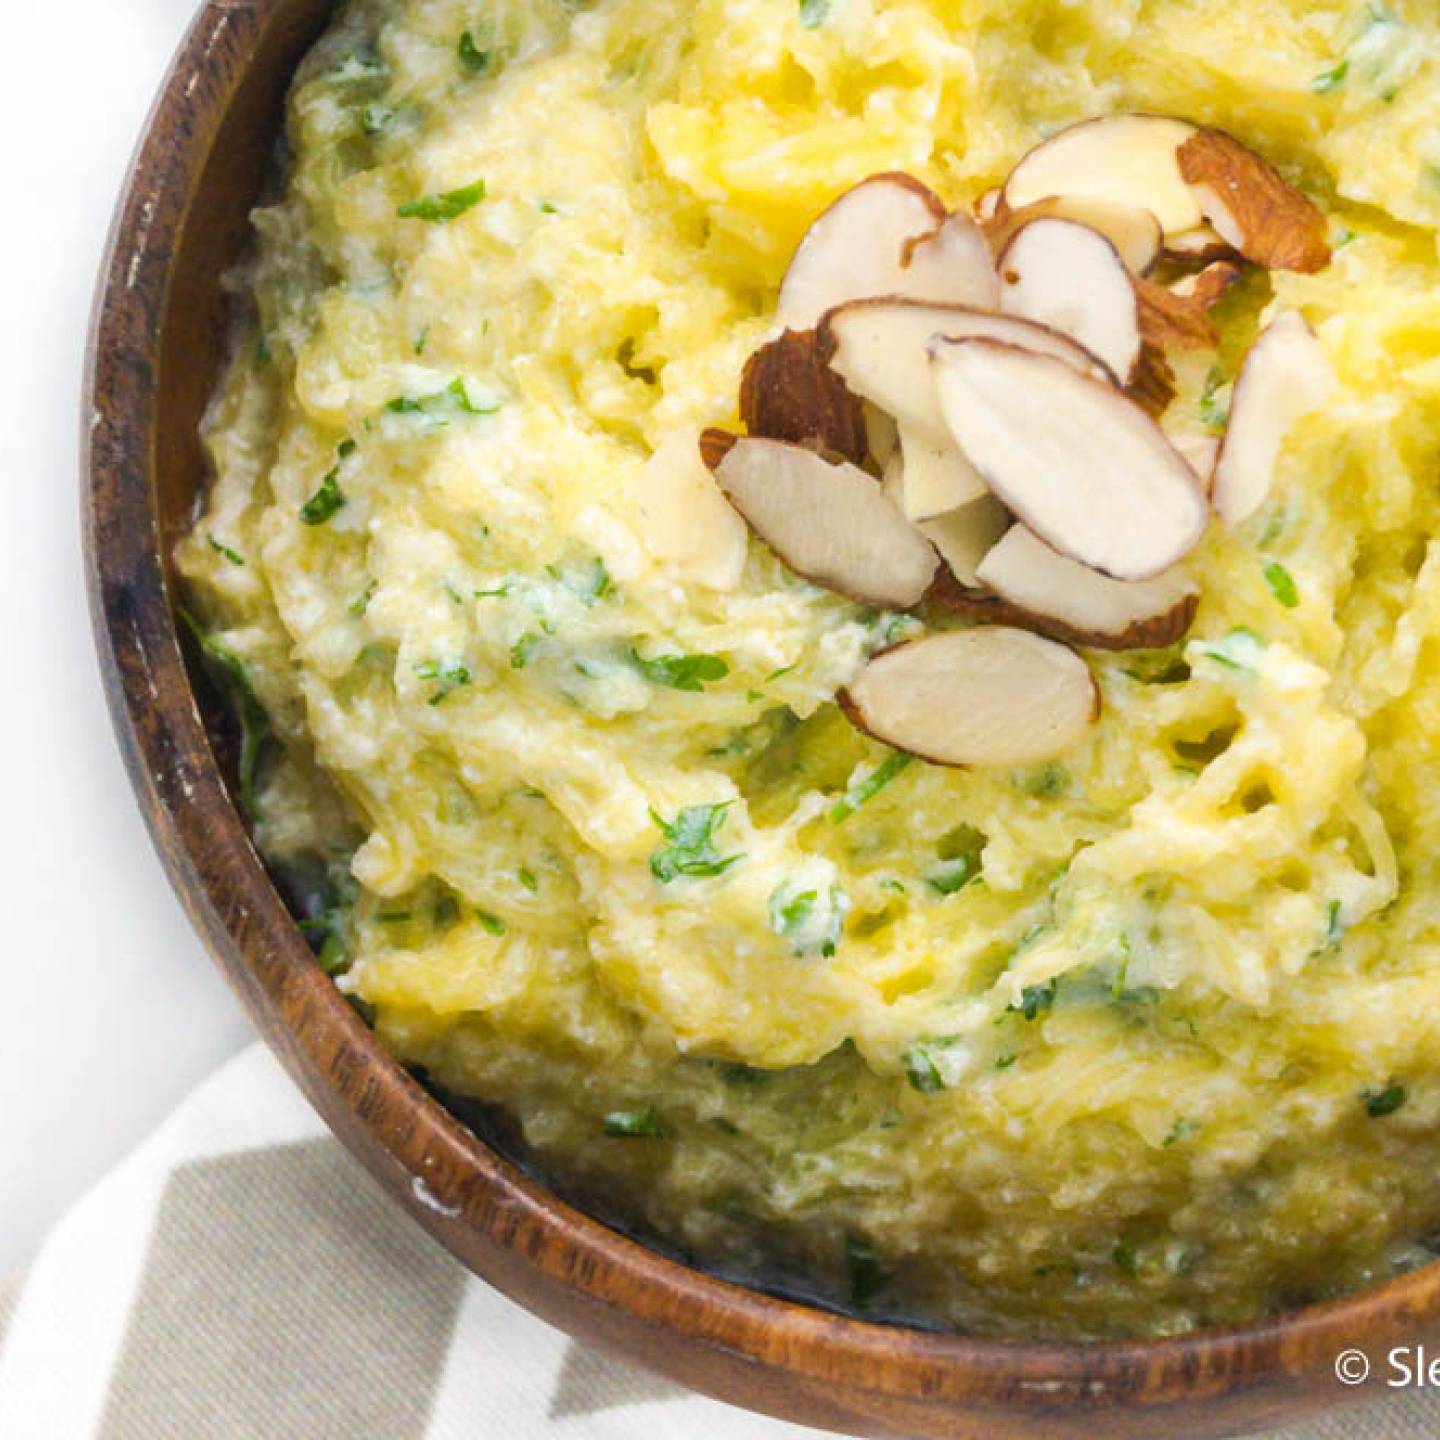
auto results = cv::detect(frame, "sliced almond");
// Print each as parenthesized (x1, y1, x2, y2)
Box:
(1212, 311, 1334, 525)
(865, 402, 900, 469)
(775, 174, 947, 331)
(739, 329, 868, 462)
(898, 211, 1002, 311)
(1162, 224, 1240, 266)
(820, 299, 1114, 443)
(1135, 275, 1217, 352)
(709, 437, 937, 606)
(892, 423, 988, 520)
(919, 496, 1011, 588)
(997, 218, 1142, 383)
(1176, 130, 1330, 274)
(1170, 260, 1244, 310)
(974, 187, 1003, 222)
(1170, 430, 1220, 489)
(632, 429, 749, 590)
(975, 525, 1198, 650)
(1127, 344, 1177, 419)
(1003, 115, 1202, 238)
(840, 627, 1099, 767)
(930, 338, 1207, 580)
(986, 195, 1163, 275)
(699, 427, 739, 469)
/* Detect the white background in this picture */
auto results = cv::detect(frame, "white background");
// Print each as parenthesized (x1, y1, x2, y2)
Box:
(0, 1, 256, 1279)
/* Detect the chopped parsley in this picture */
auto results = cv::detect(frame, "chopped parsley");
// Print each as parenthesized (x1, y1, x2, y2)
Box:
(602, 1106, 660, 1137)
(1362, 1082, 1406, 1118)
(384, 377, 499, 419)
(829, 751, 913, 823)
(799, 0, 829, 25)
(768, 876, 849, 958)
(207, 534, 245, 566)
(1318, 898, 1347, 953)
(360, 102, 396, 137)
(1199, 370, 1230, 434)
(631, 649, 729, 692)
(1312, 59, 1349, 93)
(518, 867, 539, 893)
(1112, 1241, 1140, 1276)
(1162, 1117, 1199, 1147)
(397, 178, 486, 223)
(1194, 627, 1265, 673)
(477, 911, 507, 937)
(415, 659, 472, 705)
(926, 854, 979, 895)
(299, 465, 346, 526)
(1008, 980, 1056, 1021)
(994, 1054, 1017, 1071)
(457, 29, 490, 74)
(1262, 560, 1300, 608)
(649, 802, 745, 882)
(348, 579, 378, 617)
(510, 632, 541, 669)
(177, 608, 270, 816)
(902, 1042, 948, 1094)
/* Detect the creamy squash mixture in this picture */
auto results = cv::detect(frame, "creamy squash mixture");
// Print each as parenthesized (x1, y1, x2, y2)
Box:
(179, 0, 1440, 1339)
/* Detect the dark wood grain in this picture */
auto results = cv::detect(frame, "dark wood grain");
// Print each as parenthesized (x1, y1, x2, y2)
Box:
(81, 3, 1439, 1434)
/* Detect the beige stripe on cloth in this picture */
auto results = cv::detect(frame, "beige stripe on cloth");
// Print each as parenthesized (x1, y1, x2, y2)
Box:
(95, 1139, 466, 1440)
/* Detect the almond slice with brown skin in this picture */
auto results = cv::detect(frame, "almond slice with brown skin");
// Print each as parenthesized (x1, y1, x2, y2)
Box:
(820, 299, 1115, 443)
(775, 174, 947, 331)
(1003, 115, 1202, 238)
(1169, 260, 1245, 309)
(997, 218, 1143, 383)
(739, 329, 868, 462)
(708, 436, 938, 607)
(975, 524, 1198, 650)
(841, 627, 1099, 766)
(930, 338, 1208, 580)
(899, 211, 1001, 310)
(986, 195, 1163, 275)
(1177, 129, 1331, 274)
(1213, 311, 1334, 525)
(1162, 224, 1240, 266)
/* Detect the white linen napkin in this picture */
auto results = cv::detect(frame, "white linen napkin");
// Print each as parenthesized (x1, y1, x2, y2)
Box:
(0, 1044, 1419, 1439)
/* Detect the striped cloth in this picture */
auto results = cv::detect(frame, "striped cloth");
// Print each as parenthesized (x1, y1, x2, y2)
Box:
(0, 1045, 1424, 1439)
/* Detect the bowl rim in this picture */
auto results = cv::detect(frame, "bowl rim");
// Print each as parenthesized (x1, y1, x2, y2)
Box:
(80, 0, 1435, 1432)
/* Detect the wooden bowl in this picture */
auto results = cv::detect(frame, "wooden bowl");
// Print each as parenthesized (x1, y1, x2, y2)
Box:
(83, 3, 1435, 1433)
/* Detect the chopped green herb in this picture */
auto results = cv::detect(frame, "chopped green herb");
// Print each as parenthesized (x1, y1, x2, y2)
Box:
(432, 893, 460, 929)
(845, 1234, 886, 1309)
(632, 649, 729, 692)
(518, 867, 539, 893)
(1163, 1117, 1199, 1146)
(799, 0, 829, 27)
(649, 802, 745, 882)
(566, 557, 613, 604)
(768, 876, 848, 958)
(457, 29, 490, 74)
(317, 932, 349, 975)
(299, 467, 346, 525)
(377, 910, 412, 923)
(1333, 226, 1357, 248)
(477, 910, 507, 937)
(1194, 627, 1265, 673)
(829, 752, 913, 823)
(602, 1106, 661, 1137)
(510, 632, 541, 669)
(397, 178, 486, 223)
(994, 1053, 1017, 1071)
(1109, 932, 1133, 1001)
(1318, 898, 1346, 953)
(1363, 1082, 1406, 1118)
(1262, 560, 1300, 608)
(1199, 370, 1230, 434)
(337, 439, 357, 459)
(902, 1043, 946, 1094)
(415, 659, 472, 705)
(177, 608, 271, 816)
(539, 201, 559, 215)
(207, 534, 245, 566)
(1312, 59, 1349, 93)
(347, 580, 378, 618)
(1008, 980, 1056, 1021)
(880, 878, 907, 896)
(765, 664, 797, 683)
(722, 1062, 774, 1086)
(1112, 1241, 1140, 1276)
(413, 325, 430, 356)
